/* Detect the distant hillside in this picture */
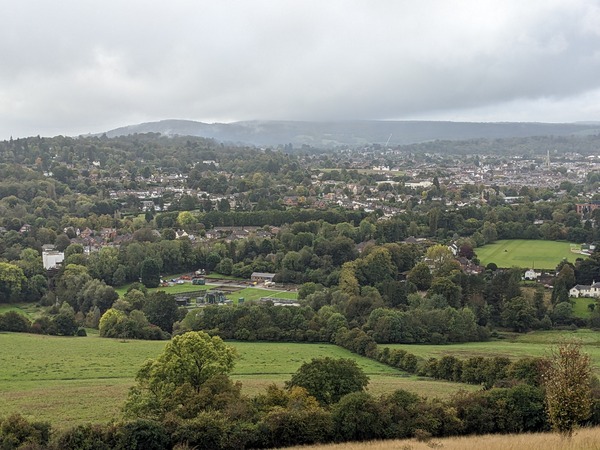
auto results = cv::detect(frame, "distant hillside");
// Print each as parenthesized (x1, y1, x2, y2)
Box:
(102, 119, 600, 147)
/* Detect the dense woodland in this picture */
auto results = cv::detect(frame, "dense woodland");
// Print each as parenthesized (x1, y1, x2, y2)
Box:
(1, 133, 600, 448)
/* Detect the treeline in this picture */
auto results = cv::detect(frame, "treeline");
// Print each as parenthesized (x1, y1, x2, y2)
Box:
(0, 306, 82, 337)
(176, 301, 486, 346)
(318, 324, 540, 389)
(157, 209, 367, 229)
(3, 378, 600, 449)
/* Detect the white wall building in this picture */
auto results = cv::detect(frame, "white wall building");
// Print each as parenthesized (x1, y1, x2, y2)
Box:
(42, 250, 64, 270)
(570, 282, 600, 299)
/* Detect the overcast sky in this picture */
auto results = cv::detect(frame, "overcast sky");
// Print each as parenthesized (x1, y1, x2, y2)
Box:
(2, 0, 600, 139)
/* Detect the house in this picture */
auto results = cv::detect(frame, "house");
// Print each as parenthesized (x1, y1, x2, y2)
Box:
(524, 269, 541, 281)
(100, 228, 117, 241)
(251, 272, 276, 283)
(576, 201, 600, 216)
(570, 282, 600, 299)
(42, 250, 64, 270)
(141, 200, 156, 211)
(19, 224, 32, 234)
(175, 229, 189, 239)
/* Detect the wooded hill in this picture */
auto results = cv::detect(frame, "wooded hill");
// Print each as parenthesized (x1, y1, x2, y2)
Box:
(102, 119, 600, 147)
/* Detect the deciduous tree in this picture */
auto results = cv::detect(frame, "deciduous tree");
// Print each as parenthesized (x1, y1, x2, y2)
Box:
(124, 331, 237, 420)
(286, 357, 369, 405)
(140, 258, 160, 288)
(542, 341, 592, 437)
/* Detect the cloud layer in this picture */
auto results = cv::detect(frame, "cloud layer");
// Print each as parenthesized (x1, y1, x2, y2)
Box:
(2, 0, 600, 139)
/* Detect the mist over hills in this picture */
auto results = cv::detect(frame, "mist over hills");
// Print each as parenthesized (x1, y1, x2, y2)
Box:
(103, 119, 600, 147)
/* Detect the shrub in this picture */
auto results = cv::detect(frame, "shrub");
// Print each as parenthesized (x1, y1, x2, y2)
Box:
(116, 419, 170, 450)
(0, 311, 31, 332)
(51, 423, 117, 450)
(0, 414, 51, 449)
(332, 392, 384, 441)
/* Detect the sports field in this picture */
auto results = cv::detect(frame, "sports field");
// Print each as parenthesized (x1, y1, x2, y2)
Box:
(475, 239, 577, 269)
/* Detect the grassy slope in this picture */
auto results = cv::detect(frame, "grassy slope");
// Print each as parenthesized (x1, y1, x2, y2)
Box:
(0, 333, 470, 428)
(386, 329, 600, 374)
(476, 239, 577, 269)
(573, 297, 595, 319)
(6, 329, 599, 428)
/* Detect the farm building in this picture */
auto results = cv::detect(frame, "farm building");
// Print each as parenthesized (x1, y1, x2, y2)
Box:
(251, 272, 276, 283)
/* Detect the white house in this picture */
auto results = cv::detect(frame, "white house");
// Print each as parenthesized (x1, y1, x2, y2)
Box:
(570, 282, 600, 299)
(42, 250, 64, 270)
(524, 269, 541, 281)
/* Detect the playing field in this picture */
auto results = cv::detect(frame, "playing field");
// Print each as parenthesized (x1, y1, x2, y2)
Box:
(0, 333, 471, 428)
(475, 239, 577, 269)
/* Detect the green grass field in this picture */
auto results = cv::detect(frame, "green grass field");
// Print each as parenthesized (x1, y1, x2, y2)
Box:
(475, 239, 577, 269)
(0, 333, 469, 428)
(572, 297, 595, 319)
(5, 329, 597, 429)
(386, 329, 600, 373)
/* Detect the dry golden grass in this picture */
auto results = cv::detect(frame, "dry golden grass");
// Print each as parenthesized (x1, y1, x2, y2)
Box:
(284, 427, 600, 450)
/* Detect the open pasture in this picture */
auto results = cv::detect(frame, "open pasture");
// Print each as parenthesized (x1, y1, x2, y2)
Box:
(0, 333, 468, 428)
(475, 239, 577, 269)
(386, 329, 600, 374)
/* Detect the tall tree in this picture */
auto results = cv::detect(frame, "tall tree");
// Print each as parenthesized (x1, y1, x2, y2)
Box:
(286, 357, 369, 405)
(142, 291, 179, 333)
(123, 331, 237, 420)
(0, 262, 26, 303)
(542, 341, 592, 437)
(140, 258, 160, 288)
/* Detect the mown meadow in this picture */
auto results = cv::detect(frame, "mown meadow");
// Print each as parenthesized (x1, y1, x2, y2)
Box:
(386, 329, 600, 374)
(0, 332, 471, 429)
(475, 239, 577, 269)
(3, 328, 600, 429)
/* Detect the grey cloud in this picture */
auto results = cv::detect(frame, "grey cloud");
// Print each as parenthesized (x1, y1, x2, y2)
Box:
(1, 0, 600, 138)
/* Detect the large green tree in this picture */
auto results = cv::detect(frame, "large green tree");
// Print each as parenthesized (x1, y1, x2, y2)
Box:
(406, 262, 432, 291)
(142, 291, 179, 333)
(124, 331, 237, 420)
(140, 258, 160, 288)
(0, 262, 26, 303)
(286, 357, 369, 405)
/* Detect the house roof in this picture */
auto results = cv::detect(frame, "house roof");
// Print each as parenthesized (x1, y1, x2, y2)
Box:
(572, 285, 591, 291)
(251, 272, 276, 278)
